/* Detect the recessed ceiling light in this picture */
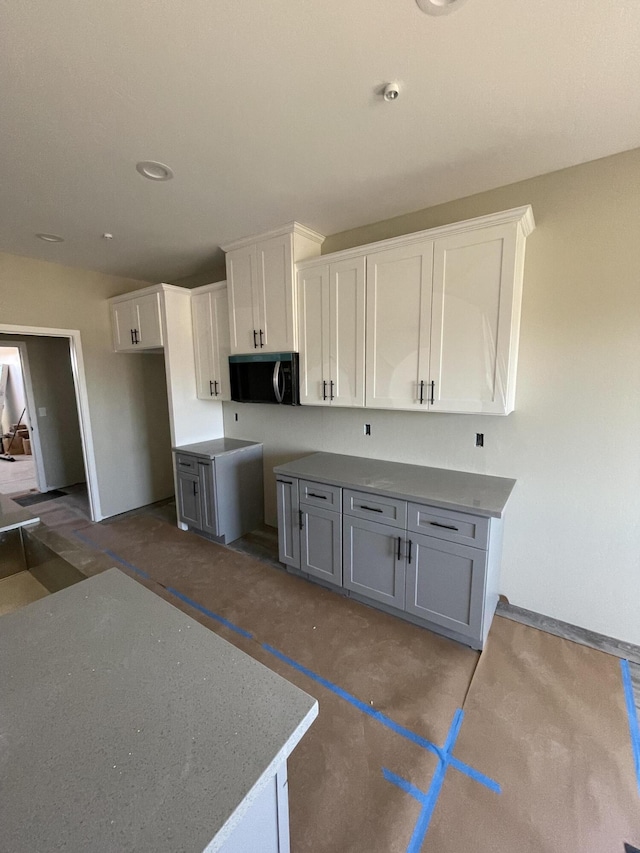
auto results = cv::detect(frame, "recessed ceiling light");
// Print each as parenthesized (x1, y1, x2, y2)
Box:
(416, 0, 468, 14)
(36, 233, 64, 243)
(136, 160, 174, 181)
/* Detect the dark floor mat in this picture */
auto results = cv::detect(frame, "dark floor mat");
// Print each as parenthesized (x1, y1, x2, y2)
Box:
(13, 490, 67, 507)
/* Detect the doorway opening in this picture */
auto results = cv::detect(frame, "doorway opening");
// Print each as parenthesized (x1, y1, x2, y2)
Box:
(0, 325, 101, 522)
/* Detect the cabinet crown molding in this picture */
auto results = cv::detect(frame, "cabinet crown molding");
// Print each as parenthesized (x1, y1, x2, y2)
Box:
(108, 282, 189, 305)
(190, 280, 227, 295)
(221, 221, 325, 253)
(296, 205, 535, 271)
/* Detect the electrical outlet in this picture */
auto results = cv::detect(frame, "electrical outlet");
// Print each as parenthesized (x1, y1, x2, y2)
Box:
(38, 407, 47, 417)
(364, 424, 371, 436)
(475, 433, 484, 447)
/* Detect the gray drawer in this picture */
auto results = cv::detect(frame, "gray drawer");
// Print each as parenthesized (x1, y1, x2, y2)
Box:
(407, 503, 489, 550)
(343, 489, 407, 529)
(299, 480, 342, 512)
(175, 453, 198, 472)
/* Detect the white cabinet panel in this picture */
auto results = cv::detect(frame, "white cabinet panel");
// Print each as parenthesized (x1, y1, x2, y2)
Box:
(430, 224, 518, 414)
(110, 300, 136, 351)
(135, 292, 163, 348)
(192, 285, 231, 401)
(365, 242, 433, 410)
(227, 245, 257, 354)
(298, 265, 330, 406)
(256, 234, 295, 352)
(330, 257, 366, 407)
(297, 257, 365, 407)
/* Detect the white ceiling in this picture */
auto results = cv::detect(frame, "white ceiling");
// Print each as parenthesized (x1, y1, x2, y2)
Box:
(2, 0, 640, 283)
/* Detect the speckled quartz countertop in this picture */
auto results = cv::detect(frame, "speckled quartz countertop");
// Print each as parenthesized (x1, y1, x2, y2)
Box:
(0, 493, 39, 533)
(0, 569, 317, 853)
(173, 437, 262, 458)
(274, 452, 516, 518)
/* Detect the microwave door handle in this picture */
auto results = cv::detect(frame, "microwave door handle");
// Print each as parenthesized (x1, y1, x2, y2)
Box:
(272, 360, 284, 403)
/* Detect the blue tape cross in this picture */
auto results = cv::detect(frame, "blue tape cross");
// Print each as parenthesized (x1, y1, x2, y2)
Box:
(621, 659, 640, 796)
(384, 708, 479, 852)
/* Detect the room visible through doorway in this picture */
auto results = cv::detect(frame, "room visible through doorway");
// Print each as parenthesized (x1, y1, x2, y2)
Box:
(0, 334, 91, 519)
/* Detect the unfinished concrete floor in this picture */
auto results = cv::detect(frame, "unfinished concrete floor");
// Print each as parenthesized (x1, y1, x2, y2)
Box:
(18, 496, 640, 852)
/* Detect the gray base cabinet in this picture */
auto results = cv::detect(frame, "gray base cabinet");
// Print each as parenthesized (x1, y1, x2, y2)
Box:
(343, 516, 405, 609)
(406, 533, 486, 640)
(276, 477, 342, 587)
(274, 453, 514, 650)
(174, 439, 263, 544)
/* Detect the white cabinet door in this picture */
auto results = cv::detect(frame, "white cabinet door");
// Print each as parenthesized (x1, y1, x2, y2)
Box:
(134, 292, 163, 348)
(210, 287, 231, 400)
(329, 257, 366, 408)
(365, 241, 434, 410)
(298, 256, 366, 408)
(110, 300, 137, 351)
(192, 291, 214, 399)
(256, 234, 295, 352)
(297, 265, 330, 406)
(192, 288, 231, 401)
(227, 245, 258, 354)
(430, 224, 518, 414)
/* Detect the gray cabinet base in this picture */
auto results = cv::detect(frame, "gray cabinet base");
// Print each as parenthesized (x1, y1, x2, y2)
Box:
(284, 563, 496, 651)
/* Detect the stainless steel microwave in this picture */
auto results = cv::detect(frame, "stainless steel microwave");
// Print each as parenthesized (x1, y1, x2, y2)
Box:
(229, 352, 300, 405)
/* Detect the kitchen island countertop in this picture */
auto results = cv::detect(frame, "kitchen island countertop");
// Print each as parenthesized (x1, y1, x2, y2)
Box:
(0, 568, 317, 852)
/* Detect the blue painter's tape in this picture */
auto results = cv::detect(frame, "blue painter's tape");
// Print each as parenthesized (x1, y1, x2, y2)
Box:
(406, 760, 447, 853)
(448, 756, 501, 794)
(262, 642, 443, 760)
(70, 529, 502, 802)
(621, 659, 640, 795)
(443, 708, 464, 754)
(382, 768, 428, 804)
(164, 586, 253, 640)
(72, 530, 150, 579)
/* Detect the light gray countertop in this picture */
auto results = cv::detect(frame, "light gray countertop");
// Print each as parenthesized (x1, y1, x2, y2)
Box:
(274, 452, 516, 518)
(0, 568, 317, 853)
(173, 437, 262, 459)
(0, 492, 39, 533)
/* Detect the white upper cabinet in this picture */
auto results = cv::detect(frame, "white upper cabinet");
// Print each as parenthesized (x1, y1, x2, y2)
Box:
(110, 289, 163, 351)
(365, 241, 434, 410)
(430, 223, 521, 414)
(223, 223, 324, 355)
(298, 257, 366, 407)
(363, 206, 533, 415)
(191, 283, 231, 401)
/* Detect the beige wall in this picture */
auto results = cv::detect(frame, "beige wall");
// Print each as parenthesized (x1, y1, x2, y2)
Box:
(223, 147, 640, 646)
(0, 254, 174, 517)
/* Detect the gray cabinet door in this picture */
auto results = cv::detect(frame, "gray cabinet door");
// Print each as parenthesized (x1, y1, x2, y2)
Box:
(405, 532, 487, 639)
(198, 461, 219, 536)
(300, 505, 342, 587)
(276, 478, 300, 569)
(343, 516, 405, 609)
(177, 471, 202, 529)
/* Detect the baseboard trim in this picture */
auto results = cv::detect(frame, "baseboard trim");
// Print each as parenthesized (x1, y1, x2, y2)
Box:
(496, 601, 640, 665)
